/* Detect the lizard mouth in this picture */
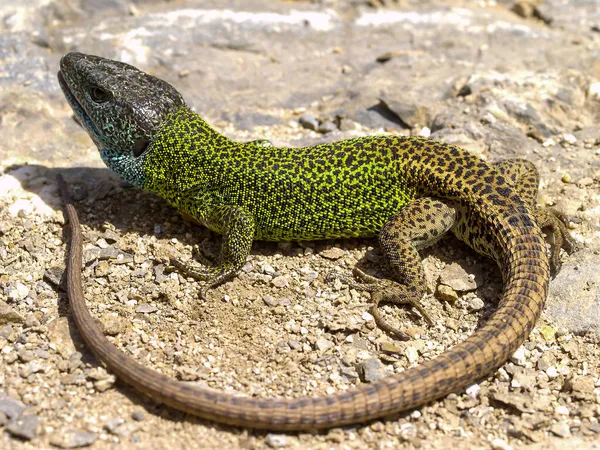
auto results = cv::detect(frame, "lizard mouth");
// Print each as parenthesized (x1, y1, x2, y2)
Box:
(57, 70, 100, 137)
(58, 71, 81, 116)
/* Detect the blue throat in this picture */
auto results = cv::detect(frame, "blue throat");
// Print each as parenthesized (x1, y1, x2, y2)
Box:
(99, 147, 147, 187)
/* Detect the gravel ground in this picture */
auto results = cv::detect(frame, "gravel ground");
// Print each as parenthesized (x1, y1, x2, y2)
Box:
(0, 0, 599, 449)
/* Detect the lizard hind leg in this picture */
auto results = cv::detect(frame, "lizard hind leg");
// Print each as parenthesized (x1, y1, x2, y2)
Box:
(532, 207, 577, 274)
(493, 159, 576, 273)
(352, 197, 457, 339)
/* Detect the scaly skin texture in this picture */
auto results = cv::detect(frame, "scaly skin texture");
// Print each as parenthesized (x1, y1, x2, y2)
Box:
(57, 52, 574, 430)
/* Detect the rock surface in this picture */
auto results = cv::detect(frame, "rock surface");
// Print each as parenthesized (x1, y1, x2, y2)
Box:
(0, 0, 599, 449)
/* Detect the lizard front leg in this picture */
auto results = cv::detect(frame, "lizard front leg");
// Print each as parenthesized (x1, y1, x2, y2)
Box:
(170, 204, 256, 298)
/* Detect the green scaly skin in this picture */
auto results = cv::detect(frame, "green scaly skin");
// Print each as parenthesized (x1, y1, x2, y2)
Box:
(57, 52, 575, 430)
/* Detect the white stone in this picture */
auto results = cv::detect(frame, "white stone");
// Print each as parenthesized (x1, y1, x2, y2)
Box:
(510, 346, 527, 366)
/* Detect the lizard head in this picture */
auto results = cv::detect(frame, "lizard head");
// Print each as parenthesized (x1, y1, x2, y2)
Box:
(58, 52, 185, 184)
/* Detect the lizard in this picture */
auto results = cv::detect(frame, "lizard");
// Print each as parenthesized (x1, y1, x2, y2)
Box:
(57, 52, 575, 430)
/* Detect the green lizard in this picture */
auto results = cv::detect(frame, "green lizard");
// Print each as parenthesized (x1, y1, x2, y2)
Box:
(57, 52, 574, 430)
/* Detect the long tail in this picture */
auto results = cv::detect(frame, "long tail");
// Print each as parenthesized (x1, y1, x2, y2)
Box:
(59, 175, 549, 430)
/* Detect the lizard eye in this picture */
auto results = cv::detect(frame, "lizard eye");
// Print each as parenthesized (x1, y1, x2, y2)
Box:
(90, 86, 110, 103)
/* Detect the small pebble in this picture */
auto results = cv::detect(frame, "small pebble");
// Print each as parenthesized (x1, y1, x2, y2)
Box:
(490, 438, 513, 450)
(340, 366, 359, 381)
(546, 366, 559, 379)
(49, 429, 98, 448)
(361, 311, 374, 322)
(358, 358, 387, 383)
(271, 275, 290, 288)
(439, 263, 477, 292)
(6, 414, 39, 441)
(468, 297, 485, 311)
(510, 346, 527, 366)
(445, 317, 459, 331)
(0, 301, 25, 324)
(317, 120, 337, 134)
(132, 410, 145, 421)
(0, 397, 26, 419)
(260, 263, 277, 275)
(465, 384, 480, 398)
(381, 342, 403, 353)
(94, 376, 116, 392)
(104, 417, 125, 433)
(298, 113, 318, 131)
(263, 295, 278, 307)
(265, 433, 288, 448)
(550, 421, 571, 438)
(588, 81, 600, 99)
(405, 346, 419, 364)
(436, 284, 459, 302)
(135, 304, 158, 314)
(320, 247, 346, 260)
(315, 338, 334, 352)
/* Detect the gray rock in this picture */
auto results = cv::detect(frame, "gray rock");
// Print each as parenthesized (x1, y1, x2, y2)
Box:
(468, 297, 485, 312)
(550, 421, 571, 438)
(350, 106, 406, 130)
(315, 337, 334, 352)
(135, 303, 158, 314)
(104, 417, 125, 433)
(19, 360, 46, 378)
(271, 275, 290, 288)
(131, 410, 145, 422)
(0, 397, 26, 419)
(317, 120, 337, 134)
(320, 246, 346, 260)
(545, 253, 600, 336)
(503, 100, 555, 138)
(18, 347, 35, 362)
(574, 126, 600, 143)
(378, 96, 433, 129)
(43, 266, 64, 288)
(49, 429, 98, 448)
(223, 111, 280, 131)
(0, 301, 25, 324)
(299, 113, 318, 131)
(83, 247, 134, 265)
(358, 358, 387, 383)
(340, 365, 360, 382)
(490, 391, 533, 413)
(263, 294, 278, 306)
(439, 263, 478, 292)
(6, 414, 39, 441)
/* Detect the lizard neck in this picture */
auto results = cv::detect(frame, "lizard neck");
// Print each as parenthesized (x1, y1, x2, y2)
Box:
(99, 147, 147, 187)
(142, 106, 240, 199)
(98, 106, 231, 191)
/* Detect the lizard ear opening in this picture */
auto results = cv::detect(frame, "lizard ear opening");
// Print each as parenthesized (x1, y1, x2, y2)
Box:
(133, 138, 150, 157)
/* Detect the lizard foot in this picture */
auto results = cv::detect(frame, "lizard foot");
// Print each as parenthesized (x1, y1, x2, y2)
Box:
(191, 243, 218, 266)
(330, 268, 434, 340)
(535, 207, 578, 275)
(167, 257, 236, 300)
